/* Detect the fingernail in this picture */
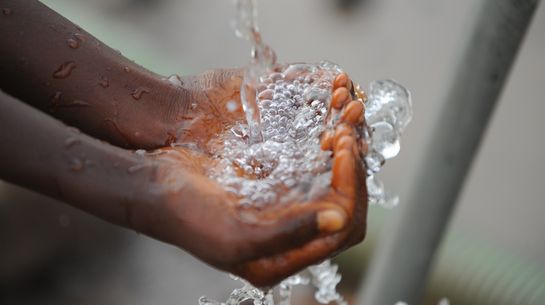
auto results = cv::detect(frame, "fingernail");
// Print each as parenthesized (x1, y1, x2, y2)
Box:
(332, 87, 349, 109)
(341, 100, 364, 125)
(333, 73, 349, 89)
(317, 208, 346, 233)
(320, 131, 334, 151)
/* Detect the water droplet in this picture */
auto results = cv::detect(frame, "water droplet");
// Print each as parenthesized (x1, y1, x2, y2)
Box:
(73, 33, 85, 42)
(58, 100, 89, 108)
(69, 158, 84, 171)
(98, 76, 109, 88)
(227, 100, 238, 112)
(166, 74, 183, 87)
(2, 8, 12, 16)
(50, 91, 62, 108)
(127, 163, 146, 174)
(131, 87, 150, 100)
(135, 149, 146, 157)
(66, 38, 79, 49)
(64, 137, 80, 148)
(67, 126, 81, 134)
(53, 61, 76, 79)
(123, 66, 130, 73)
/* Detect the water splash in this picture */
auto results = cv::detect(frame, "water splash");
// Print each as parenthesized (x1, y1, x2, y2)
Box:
(198, 260, 345, 305)
(363, 80, 412, 207)
(209, 62, 339, 206)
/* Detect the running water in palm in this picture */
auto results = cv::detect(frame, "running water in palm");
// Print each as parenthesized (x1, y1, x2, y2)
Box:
(233, 0, 276, 144)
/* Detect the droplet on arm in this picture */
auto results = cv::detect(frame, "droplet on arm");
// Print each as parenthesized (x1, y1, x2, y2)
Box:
(131, 87, 151, 100)
(66, 38, 79, 49)
(53, 61, 76, 79)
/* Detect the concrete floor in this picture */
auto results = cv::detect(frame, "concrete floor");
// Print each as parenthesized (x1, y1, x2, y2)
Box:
(1, 0, 544, 304)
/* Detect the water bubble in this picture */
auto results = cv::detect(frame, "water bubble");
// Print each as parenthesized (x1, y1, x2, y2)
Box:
(123, 66, 130, 73)
(53, 61, 76, 79)
(226, 100, 239, 112)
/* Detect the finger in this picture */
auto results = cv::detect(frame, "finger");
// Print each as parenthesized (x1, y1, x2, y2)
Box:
(333, 72, 349, 90)
(320, 130, 334, 151)
(341, 100, 365, 125)
(0, 91, 160, 231)
(332, 149, 357, 199)
(331, 87, 350, 109)
(235, 200, 348, 263)
(233, 230, 350, 287)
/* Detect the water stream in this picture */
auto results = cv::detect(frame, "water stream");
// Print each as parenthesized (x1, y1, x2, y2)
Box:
(233, 0, 276, 144)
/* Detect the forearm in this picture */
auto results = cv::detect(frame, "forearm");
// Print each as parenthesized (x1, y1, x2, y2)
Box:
(0, 0, 190, 149)
(0, 90, 160, 231)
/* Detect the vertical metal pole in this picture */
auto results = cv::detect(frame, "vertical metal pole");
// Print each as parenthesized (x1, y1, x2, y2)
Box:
(357, 1, 540, 305)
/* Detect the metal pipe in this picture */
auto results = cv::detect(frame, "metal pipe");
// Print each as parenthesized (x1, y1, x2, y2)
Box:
(356, 0, 540, 304)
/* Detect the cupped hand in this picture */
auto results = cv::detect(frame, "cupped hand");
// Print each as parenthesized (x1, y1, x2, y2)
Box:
(133, 68, 369, 286)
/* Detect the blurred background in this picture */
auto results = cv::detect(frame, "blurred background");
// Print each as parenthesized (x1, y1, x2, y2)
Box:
(1, 0, 544, 304)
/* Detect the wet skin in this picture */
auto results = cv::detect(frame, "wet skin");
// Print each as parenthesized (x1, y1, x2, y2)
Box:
(0, 0, 368, 286)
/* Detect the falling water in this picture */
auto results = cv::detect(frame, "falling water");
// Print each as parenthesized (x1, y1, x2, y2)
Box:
(363, 80, 412, 208)
(233, 0, 277, 144)
(199, 260, 346, 305)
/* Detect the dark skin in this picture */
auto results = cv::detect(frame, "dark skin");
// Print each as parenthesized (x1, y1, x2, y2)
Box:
(0, 0, 368, 287)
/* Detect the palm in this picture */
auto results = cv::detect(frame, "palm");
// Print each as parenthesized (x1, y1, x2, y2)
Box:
(143, 68, 368, 286)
